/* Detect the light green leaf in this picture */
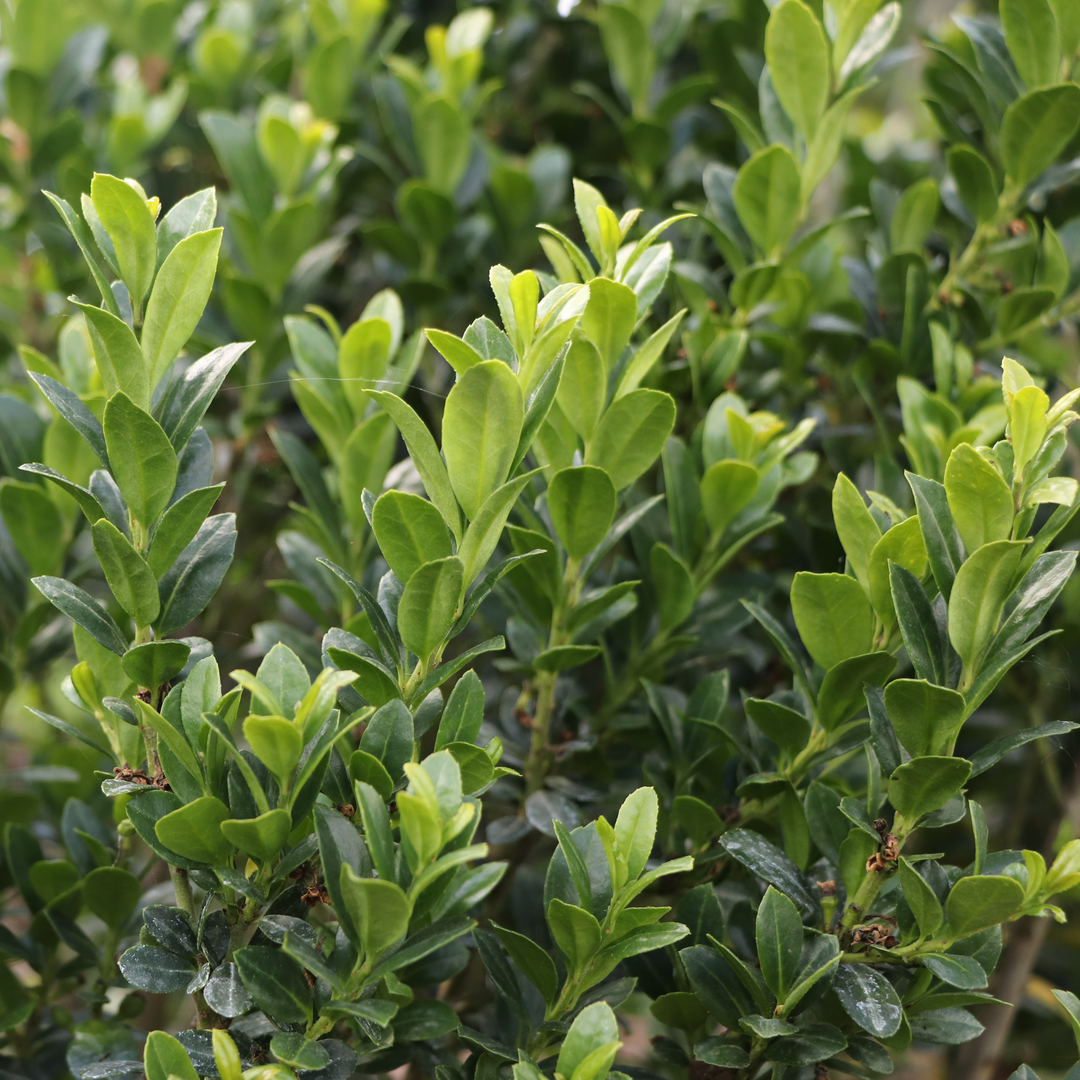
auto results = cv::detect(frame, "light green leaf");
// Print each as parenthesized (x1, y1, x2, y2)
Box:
(557, 336, 606, 440)
(889, 756, 971, 822)
(891, 178, 939, 253)
(944, 444, 1013, 555)
(220, 809, 292, 863)
(790, 572, 875, 670)
(243, 715, 302, 781)
(945, 874, 1025, 938)
(372, 490, 453, 585)
(586, 388, 675, 491)
(884, 679, 966, 758)
(90, 173, 158, 307)
(398, 557, 464, 658)
(580, 278, 638, 371)
(457, 472, 537, 586)
(1001, 0, 1060, 89)
(1000, 85, 1080, 188)
(367, 390, 461, 541)
(141, 229, 222, 389)
(765, 0, 830, 139)
(102, 393, 177, 527)
(72, 301, 149, 408)
(868, 517, 926, 623)
(549, 466, 617, 561)
(443, 360, 524, 520)
(0, 480, 64, 577)
(340, 318, 392, 417)
(427, 328, 484, 376)
(145, 1031, 199, 1080)
(733, 145, 802, 257)
(155, 796, 233, 866)
(700, 460, 758, 536)
(832, 473, 881, 591)
(947, 540, 1027, 674)
(613, 786, 658, 888)
(615, 309, 685, 400)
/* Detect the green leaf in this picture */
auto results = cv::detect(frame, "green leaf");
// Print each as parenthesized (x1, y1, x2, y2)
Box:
(597, 1, 654, 115)
(367, 391, 461, 542)
(613, 786, 658, 887)
(766, 1023, 847, 1065)
(969, 720, 1080, 777)
(1000, 84, 1080, 187)
(234, 945, 312, 1024)
(435, 669, 485, 750)
(549, 466, 617, 561)
(243, 715, 302, 781)
(890, 563, 950, 684)
(92, 519, 160, 626)
(816, 652, 897, 731)
(548, 897, 602, 973)
(493, 923, 559, 1005)
(948, 540, 1027, 674)
(121, 641, 191, 689)
(681, 945, 758, 1028)
(340, 318, 392, 416)
(587, 388, 675, 491)
(868, 517, 927, 624)
(744, 698, 811, 755)
(615, 309, 685, 399)
(889, 756, 972, 822)
(398, 556, 464, 659)
(650, 542, 694, 632)
(765, 0, 830, 139)
(891, 178, 939, 253)
(899, 856, 944, 939)
(457, 472, 537, 586)
(832, 964, 903, 1038)
(555, 337, 604, 442)
(32, 575, 128, 655)
(945, 875, 1025, 938)
(359, 700, 415, 780)
(71, 304, 150, 416)
(534, 644, 602, 671)
(147, 485, 224, 577)
(700, 460, 758, 536)
(732, 144, 802, 257)
(908, 473, 964, 601)
(944, 444, 1013, 554)
(580, 278, 638, 371)
(443, 360, 524, 521)
(426, 328, 484, 376)
(0, 480, 64, 576)
(340, 865, 410, 960)
(947, 146, 999, 224)
(220, 809, 292, 862)
(83, 867, 140, 929)
(372, 490, 452, 585)
(1001, 0, 1060, 89)
(28, 373, 109, 468)
(801, 85, 867, 205)
(154, 796, 233, 866)
(694, 1038, 751, 1069)
(833, 472, 881, 590)
(558, 1002, 619, 1080)
(144, 1031, 199, 1080)
(269, 1033, 329, 1072)
(791, 572, 875, 670)
(415, 95, 471, 196)
(90, 174, 157, 307)
(42, 192, 122, 316)
(756, 886, 803, 1001)
(155, 514, 236, 635)
(141, 229, 222, 388)
(103, 393, 177, 527)
(885, 679, 966, 758)
(921, 953, 988, 989)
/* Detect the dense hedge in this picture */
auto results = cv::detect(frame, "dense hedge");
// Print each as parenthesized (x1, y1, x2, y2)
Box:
(2, 2, 1080, 1079)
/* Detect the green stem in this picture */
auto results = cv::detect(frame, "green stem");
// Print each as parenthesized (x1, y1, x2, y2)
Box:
(170, 865, 194, 916)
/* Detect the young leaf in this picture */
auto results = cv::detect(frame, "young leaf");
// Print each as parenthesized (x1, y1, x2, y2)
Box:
(103, 393, 177, 527)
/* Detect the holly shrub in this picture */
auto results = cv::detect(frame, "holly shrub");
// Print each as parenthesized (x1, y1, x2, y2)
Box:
(3, 2, 1080, 1080)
